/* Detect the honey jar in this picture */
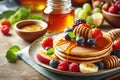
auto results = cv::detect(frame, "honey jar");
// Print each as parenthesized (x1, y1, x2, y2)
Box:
(20, 0, 47, 12)
(43, 0, 74, 34)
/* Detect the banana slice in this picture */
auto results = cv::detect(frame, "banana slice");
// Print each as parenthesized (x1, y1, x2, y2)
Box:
(79, 62, 98, 73)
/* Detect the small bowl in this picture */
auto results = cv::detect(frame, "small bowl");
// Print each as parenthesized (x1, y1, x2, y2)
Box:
(102, 10, 120, 27)
(14, 20, 48, 42)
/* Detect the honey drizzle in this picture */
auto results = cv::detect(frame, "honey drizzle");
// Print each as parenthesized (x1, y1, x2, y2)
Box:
(56, 39, 77, 60)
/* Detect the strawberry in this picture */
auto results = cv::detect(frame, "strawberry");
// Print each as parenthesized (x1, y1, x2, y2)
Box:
(92, 28, 103, 40)
(1, 25, 10, 35)
(41, 37, 53, 49)
(79, 23, 90, 28)
(113, 39, 120, 50)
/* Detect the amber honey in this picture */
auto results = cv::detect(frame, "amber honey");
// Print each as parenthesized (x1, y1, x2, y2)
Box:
(20, 0, 46, 12)
(44, 10, 74, 33)
(43, 0, 74, 34)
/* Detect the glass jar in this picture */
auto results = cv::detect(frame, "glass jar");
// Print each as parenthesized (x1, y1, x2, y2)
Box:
(43, 0, 74, 34)
(20, 0, 47, 12)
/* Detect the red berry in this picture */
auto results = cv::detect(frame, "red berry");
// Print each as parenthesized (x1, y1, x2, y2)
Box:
(41, 37, 53, 49)
(69, 63, 79, 72)
(113, 39, 120, 50)
(1, 19, 11, 27)
(79, 23, 90, 28)
(108, 5, 118, 13)
(57, 61, 69, 71)
(92, 28, 103, 41)
(115, 0, 120, 9)
(1, 25, 10, 35)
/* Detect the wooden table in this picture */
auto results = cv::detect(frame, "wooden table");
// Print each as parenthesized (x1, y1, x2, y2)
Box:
(0, 30, 49, 80)
(0, 22, 116, 80)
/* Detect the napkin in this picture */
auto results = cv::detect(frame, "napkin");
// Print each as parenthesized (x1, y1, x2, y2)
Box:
(17, 46, 120, 80)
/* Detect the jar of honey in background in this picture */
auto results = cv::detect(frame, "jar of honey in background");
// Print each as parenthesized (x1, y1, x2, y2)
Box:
(19, 0, 47, 12)
(43, 0, 74, 34)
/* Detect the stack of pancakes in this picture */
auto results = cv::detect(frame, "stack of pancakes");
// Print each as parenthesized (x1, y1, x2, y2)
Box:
(53, 33, 113, 63)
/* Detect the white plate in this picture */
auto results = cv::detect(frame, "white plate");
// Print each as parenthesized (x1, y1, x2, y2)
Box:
(28, 37, 120, 76)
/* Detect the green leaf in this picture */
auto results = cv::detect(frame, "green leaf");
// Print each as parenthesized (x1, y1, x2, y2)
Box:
(2, 10, 15, 19)
(6, 50, 17, 63)
(9, 45, 20, 54)
(6, 45, 20, 63)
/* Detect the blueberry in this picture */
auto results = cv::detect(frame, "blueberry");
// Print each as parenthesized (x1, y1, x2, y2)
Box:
(64, 28, 73, 33)
(64, 32, 75, 40)
(49, 60, 59, 68)
(111, 50, 120, 58)
(45, 47, 54, 55)
(94, 61, 105, 70)
(64, 32, 71, 40)
(76, 36, 85, 46)
(87, 38, 96, 47)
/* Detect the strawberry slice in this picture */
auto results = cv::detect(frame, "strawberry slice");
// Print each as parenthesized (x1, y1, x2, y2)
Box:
(41, 37, 53, 49)
(92, 28, 103, 40)
(113, 39, 120, 50)
(79, 23, 91, 28)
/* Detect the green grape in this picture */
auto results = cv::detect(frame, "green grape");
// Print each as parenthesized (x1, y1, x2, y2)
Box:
(78, 10, 87, 20)
(83, 3, 91, 13)
(86, 16, 93, 26)
(92, 8, 101, 13)
(75, 8, 82, 17)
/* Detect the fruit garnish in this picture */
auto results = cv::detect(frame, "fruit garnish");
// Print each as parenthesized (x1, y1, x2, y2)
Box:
(57, 61, 69, 71)
(6, 45, 20, 63)
(92, 7, 101, 13)
(41, 37, 53, 49)
(111, 50, 120, 58)
(72, 19, 86, 30)
(86, 16, 94, 26)
(64, 32, 76, 40)
(83, 3, 92, 13)
(108, 5, 118, 13)
(36, 49, 55, 64)
(87, 38, 96, 47)
(69, 63, 79, 72)
(76, 36, 85, 46)
(75, 8, 83, 17)
(45, 47, 54, 55)
(1, 25, 10, 35)
(91, 13, 104, 27)
(78, 10, 88, 20)
(94, 61, 105, 70)
(79, 62, 99, 73)
(0, 18, 11, 27)
(92, 28, 103, 40)
(112, 39, 120, 50)
(49, 60, 59, 68)
(102, 3, 111, 11)
(115, 0, 120, 9)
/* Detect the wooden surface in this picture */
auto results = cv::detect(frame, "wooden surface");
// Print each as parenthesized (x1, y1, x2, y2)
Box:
(0, 30, 49, 80)
(0, 22, 116, 80)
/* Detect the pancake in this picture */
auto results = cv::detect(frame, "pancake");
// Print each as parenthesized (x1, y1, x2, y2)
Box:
(54, 46, 112, 61)
(53, 32, 113, 63)
(53, 33, 112, 56)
